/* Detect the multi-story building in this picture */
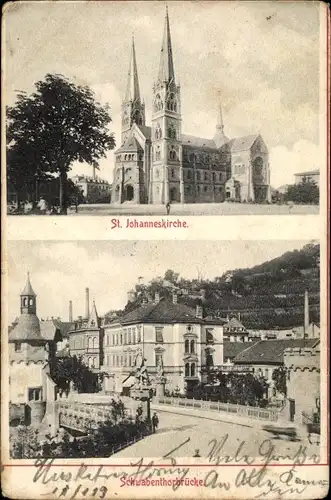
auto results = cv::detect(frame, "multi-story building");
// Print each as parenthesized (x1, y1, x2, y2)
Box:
(294, 169, 319, 187)
(67, 288, 104, 371)
(71, 174, 112, 203)
(102, 293, 224, 394)
(111, 8, 271, 205)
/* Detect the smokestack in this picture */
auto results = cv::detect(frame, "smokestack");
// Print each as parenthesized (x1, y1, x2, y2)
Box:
(304, 290, 309, 336)
(196, 305, 203, 319)
(69, 301, 73, 322)
(172, 292, 178, 304)
(85, 288, 90, 320)
(155, 292, 160, 304)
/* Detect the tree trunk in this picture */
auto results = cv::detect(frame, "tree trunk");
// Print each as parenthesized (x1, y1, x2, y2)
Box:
(59, 170, 68, 214)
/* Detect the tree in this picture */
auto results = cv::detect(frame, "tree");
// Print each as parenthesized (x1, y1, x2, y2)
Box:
(164, 269, 180, 284)
(7, 74, 115, 213)
(285, 178, 319, 205)
(50, 355, 99, 393)
(67, 179, 85, 209)
(272, 366, 287, 396)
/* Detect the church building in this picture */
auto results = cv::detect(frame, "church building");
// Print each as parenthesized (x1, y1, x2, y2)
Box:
(111, 8, 271, 205)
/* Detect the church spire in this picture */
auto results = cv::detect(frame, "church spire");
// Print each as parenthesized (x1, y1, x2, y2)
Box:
(124, 35, 141, 103)
(213, 94, 229, 148)
(158, 6, 175, 83)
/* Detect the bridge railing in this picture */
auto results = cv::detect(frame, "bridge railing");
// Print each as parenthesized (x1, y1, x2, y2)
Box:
(153, 397, 279, 422)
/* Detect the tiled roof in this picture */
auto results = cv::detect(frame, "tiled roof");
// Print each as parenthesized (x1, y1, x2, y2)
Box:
(224, 342, 257, 360)
(224, 317, 246, 330)
(294, 169, 319, 176)
(40, 320, 74, 341)
(138, 125, 152, 140)
(9, 314, 42, 342)
(182, 134, 218, 150)
(230, 135, 259, 153)
(116, 136, 143, 153)
(109, 298, 221, 326)
(233, 339, 319, 365)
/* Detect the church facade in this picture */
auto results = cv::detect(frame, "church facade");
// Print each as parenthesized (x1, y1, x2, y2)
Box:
(111, 8, 271, 205)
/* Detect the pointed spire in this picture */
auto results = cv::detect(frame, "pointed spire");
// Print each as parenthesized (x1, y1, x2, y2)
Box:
(213, 93, 229, 148)
(124, 35, 141, 103)
(158, 6, 175, 83)
(21, 272, 36, 296)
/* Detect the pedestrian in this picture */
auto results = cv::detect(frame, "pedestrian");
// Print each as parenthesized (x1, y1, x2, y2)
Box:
(152, 412, 159, 433)
(166, 201, 171, 215)
(193, 449, 201, 457)
(37, 196, 47, 214)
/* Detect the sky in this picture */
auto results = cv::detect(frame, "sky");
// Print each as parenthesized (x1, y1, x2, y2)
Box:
(7, 240, 316, 323)
(4, 1, 323, 188)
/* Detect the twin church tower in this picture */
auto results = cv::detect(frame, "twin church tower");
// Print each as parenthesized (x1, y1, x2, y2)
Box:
(111, 8, 271, 205)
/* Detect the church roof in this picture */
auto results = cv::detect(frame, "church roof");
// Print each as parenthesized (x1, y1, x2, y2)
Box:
(182, 134, 217, 150)
(230, 135, 259, 153)
(9, 314, 42, 342)
(138, 125, 152, 140)
(21, 274, 36, 296)
(116, 136, 143, 153)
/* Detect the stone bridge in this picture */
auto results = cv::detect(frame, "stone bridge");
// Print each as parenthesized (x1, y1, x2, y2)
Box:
(44, 397, 141, 435)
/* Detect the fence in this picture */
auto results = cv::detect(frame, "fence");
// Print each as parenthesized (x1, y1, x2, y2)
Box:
(109, 428, 153, 456)
(154, 396, 279, 422)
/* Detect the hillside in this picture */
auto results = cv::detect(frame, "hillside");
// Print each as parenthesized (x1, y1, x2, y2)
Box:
(105, 244, 320, 329)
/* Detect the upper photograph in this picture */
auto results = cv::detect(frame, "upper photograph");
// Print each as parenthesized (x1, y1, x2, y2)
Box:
(5, 1, 324, 216)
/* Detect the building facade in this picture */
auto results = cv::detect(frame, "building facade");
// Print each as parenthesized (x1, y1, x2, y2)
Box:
(102, 294, 224, 394)
(71, 174, 112, 203)
(294, 169, 319, 187)
(111, 9, 271, 205)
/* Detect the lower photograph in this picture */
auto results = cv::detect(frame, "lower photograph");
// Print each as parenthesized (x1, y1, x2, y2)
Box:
(7, 240, 322, 461)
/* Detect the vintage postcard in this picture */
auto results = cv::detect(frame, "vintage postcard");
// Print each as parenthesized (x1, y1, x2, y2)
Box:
(1, 1, 329, 500)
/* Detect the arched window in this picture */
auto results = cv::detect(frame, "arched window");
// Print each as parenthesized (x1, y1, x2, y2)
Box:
(88, 357, 93, 368)
(190, 363, 196, 377)
(190, 340, 195, 354)
(187, 170, 192, 180)
(90, 320, 95, 327)
(124, 154, 127, 161)
(120, 334, 123, 345)
(167, 93, 177, 112)
(88, 337, 93, 349)
(92, 337, 97, 349)
(219, 173, 223, 182)
(93, 357, 97, 368)
(185, 363, 190, 377)
(29, 298, 33, 306)
(124, 331, 127, 345)
(196, 171, 201, 181)
(204, 172, 208, 181)
(156, 147, 161, 161)
(23, 298, 28, 306)
(185, 339, 189, 353)
(212, 172, 216, 182)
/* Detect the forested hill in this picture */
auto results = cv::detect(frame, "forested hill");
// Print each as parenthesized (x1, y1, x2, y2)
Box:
(107, 244, 320, 329)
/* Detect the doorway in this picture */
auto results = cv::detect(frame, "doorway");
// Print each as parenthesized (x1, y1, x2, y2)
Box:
(125, 185, 134, 201)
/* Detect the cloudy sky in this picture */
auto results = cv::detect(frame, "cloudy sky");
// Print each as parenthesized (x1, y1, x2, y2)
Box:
(7, 240, 314, 322)
(5, 1, 323, 188)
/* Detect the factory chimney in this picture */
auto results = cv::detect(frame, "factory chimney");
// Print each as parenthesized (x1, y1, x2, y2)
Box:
(85, 288, 90, 320)
(69, 300, 73, 322)
(304, 290, 309, 337)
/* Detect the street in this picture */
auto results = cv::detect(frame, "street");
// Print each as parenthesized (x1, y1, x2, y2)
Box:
(70, 203, 319, 217)
(114, 409, 320, 460)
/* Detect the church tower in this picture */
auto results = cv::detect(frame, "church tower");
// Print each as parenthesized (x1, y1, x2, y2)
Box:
(150, 7, 183, 204)
(121, 36, 145, 145)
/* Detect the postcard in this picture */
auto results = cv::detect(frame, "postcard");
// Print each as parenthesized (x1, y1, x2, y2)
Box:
(1, 1, 329, 499)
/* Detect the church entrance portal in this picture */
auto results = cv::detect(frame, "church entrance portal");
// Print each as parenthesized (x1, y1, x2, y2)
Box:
(125, 185, 134, 202)
(170, 187, 180, 203)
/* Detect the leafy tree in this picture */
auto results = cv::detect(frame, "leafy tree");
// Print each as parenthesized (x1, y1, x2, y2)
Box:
(7, 74, 115, 213)
(67, 179, 85, 209)
(50, 355, 99, 393)
(109, 398, 126, 424)
(272, 366, 287, 396)
(285, 178, 319, 205)
(164, 269, 180, 284)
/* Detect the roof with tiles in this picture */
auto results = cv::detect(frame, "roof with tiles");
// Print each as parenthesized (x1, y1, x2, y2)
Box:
(233, 338, 320, 365)
(230, 135, 260, 153)
(9, 314, 43, 342)
(116, 136, 143, 153)
(108, 297, 222, 326)
(224, 341, 257, 360)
